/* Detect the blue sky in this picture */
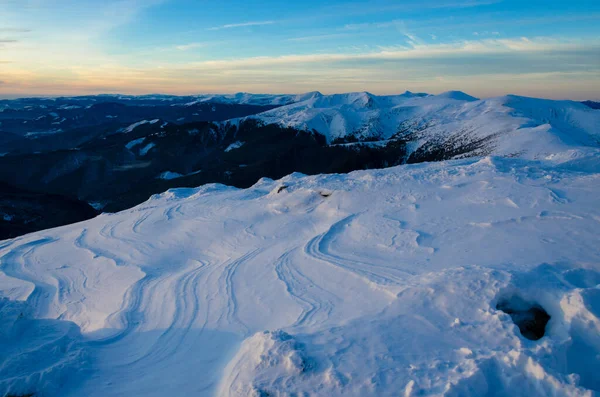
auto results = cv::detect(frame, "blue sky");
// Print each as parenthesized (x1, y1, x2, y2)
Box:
(1, 0, 599, 99)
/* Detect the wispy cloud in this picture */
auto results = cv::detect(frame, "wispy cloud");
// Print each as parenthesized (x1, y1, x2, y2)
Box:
(0, 28, 31, 33)
(321, 0, 501, 17)
(175, 42, 207, 51)
(342, 20, 400, 31)
(287, 33, 353, 42)
(207, 20, 274, 31)
(1, 0, 167, 42)
(178, 37, 599, 71)
(340, 12, 600, 36)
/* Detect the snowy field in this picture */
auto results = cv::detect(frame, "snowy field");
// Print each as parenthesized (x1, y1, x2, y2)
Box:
(1, 149, 600, 396)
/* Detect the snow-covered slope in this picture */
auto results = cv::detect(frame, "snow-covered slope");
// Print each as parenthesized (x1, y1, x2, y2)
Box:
(1, 152, 600, 396)
(228, 91, 600, 160)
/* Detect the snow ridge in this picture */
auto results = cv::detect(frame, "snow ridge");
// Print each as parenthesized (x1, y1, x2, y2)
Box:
(225, 92, 600, 161)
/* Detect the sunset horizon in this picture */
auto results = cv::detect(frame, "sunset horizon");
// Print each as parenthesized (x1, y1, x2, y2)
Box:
(1, 0, 599, 100)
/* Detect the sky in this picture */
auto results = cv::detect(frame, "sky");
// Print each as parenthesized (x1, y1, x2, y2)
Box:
(0, 0, 599, 99)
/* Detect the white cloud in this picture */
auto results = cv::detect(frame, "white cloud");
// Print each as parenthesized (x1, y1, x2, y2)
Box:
(1, 37, 598, 100)
(186, 37, 585, 70)
(322, 0, 502, 17)
(175, 42, 207, 51)
(0, 28, 31, 33)
(287, 33, 353, 42)
(207, 20, 275, 31)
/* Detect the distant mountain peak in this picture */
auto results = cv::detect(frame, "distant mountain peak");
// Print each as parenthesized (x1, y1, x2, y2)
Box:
(303, 91, 323, 97)
(401, 90, 430, 98)
(436, 91, 479, 101)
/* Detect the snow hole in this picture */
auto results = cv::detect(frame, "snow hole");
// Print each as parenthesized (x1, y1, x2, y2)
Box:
(496, 296, 550, 341)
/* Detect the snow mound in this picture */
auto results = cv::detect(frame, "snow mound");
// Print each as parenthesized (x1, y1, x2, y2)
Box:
(220, 264, 600, 396)
(0, 299, 89, 397)
(1, 153, 600, 396)
(219, 330, 315, 396)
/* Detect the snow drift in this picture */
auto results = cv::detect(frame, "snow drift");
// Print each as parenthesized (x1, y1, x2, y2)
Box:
(1, 147, 600, 395)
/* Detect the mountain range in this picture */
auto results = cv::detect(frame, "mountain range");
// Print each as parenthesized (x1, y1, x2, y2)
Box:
(0, 91, 599, 239)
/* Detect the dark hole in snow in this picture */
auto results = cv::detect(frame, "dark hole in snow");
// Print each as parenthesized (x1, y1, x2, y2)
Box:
(320, 191, 332, 198)
(496, 297, 550, 341)
(276, 185, 288, 194)
(254, 388, 273, 397)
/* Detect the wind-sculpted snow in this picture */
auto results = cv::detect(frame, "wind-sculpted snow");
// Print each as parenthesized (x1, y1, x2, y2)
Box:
(1, 153, 600, 396)
(229, 92, 600, 160)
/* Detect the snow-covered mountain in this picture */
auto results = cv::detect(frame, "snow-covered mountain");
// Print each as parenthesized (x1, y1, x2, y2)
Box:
(1, 91, 599, 240)
(1, 90, 600, 396)
(1, 150, 600, 396)
(0, 93, 320, 110)
(227, 91, 600, 160)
